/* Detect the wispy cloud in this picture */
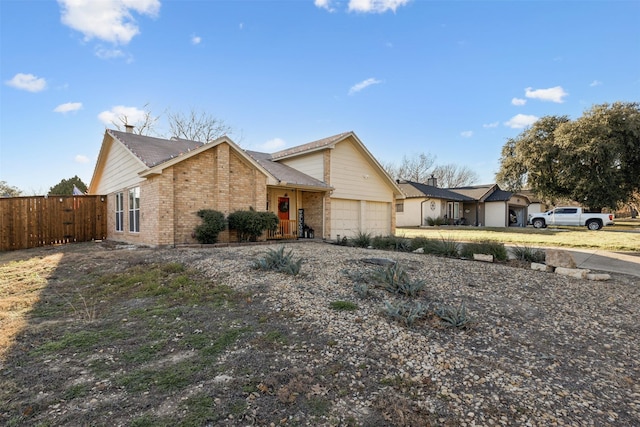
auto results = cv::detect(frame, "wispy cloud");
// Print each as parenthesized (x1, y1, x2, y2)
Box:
(348, 77, 382, 95)
(524, 86, 568, 103)
(74, 154, 90, 163)
(348, 0, 411, 13)
(483, 121, 499, 129)
(58, 0, 160, 45)
(589, 80, 602, 87)
(95, 46, 126, 60)
(54, 102, 83, 113)
(5, 73, 47, 92)
(504, 114, 539, 129)
(316, 0, 410, 13)
(511, 97, 526, 106)
(98, 105, 149, 126)
(191, 35, 201, 45)
(460, 131, 473, 138)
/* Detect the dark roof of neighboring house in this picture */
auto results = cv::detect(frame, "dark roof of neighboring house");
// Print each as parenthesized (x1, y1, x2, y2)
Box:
(271, 131, 352, 159)
(246, 151, 332, 189)
(109, 130, 204, 167)
(398, 181, 475, 201)
(447, 184, 497, 201)
(484, 188, 514, 202)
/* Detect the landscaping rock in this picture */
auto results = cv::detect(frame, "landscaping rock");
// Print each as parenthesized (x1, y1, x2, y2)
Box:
(531, 262, 553, 272)
(545, 249, 577, 268)
(413, 247, 425, 254)
(586, 273, 611, 281)
(555, 267, 590, 279)
(473, 253, 494, 262)
(361, 257, 396, 266)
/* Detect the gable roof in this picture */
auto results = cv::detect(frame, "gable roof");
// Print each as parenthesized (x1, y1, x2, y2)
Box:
(246, 151, 332, 190)
(398, 181, 475, 201)
(108, 130, 204, 167)
(271, 131, 352, 160)
(448, 184, 499, 201)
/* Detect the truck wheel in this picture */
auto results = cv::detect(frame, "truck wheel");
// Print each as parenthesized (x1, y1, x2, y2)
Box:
(532, 218, 545, 229)
(586, 220, 602, 230)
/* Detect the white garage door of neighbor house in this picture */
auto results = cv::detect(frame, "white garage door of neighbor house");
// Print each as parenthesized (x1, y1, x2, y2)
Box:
(331, 199, 391, 238)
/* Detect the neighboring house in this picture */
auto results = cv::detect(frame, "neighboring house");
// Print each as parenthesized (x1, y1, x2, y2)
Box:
(396, 180, 531, 227)
(88, 128, 402, 246)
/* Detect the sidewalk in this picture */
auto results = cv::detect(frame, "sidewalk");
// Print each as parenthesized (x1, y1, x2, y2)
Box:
(565, 248, 640, 278)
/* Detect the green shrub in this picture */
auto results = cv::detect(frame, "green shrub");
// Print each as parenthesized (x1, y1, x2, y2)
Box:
(371, 235, 412, 252)
(460, 241, 507, 261)
(228, 208, 279, 242)
(352, 230, 373, 248)
(421, 236, 460, 257)
(194, 209, 227, 244)
(329, 300, 358, 311)
(426, 216, 446, 226)
(435, 303, 472, 328)
(251, 246, 302, 275)
(352, 283, 370, 298)
(511, 245, 546, 263)
(383, 301, 428, 327)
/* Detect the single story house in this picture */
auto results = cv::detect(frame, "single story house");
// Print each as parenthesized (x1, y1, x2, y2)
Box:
(88, 128, 403, 246)
(396, 179, 531, 227)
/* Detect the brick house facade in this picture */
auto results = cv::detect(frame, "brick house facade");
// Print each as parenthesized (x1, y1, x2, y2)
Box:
(89, 129, 402, 247)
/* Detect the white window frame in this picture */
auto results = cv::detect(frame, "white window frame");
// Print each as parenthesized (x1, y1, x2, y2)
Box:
(447, 201, 460, 219)
(129, 187, 140, 233)
(115, 192, 124, 232)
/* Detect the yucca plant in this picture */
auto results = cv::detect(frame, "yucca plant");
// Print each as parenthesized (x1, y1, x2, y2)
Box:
(434, 303, 472, 328)
(251, 246, 302, 275)
(511, 245, 546, 263)
(383, 301, 428, 327)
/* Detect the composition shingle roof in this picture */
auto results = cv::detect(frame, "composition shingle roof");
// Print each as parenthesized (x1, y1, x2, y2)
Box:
(109, 130, 204, 167)
(246, 151, 331, 189)
(271, 132, 352, 160)
(398, 181, 475, 201)
(447, 184, 497, 201)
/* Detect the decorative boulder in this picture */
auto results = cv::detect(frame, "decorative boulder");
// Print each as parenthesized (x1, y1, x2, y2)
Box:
(545, 249, 577, 269)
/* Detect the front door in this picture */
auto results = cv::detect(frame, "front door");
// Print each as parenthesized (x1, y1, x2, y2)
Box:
(278, 197, 290, 235)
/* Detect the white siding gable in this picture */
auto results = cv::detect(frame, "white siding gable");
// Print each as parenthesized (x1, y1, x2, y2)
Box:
(93, 139, 146, 194)
(330, 140, 392, 202)
(279, 152, 324, 181)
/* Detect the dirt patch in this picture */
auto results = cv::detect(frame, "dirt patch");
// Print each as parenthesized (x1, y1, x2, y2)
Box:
(1, 241, 639, 426)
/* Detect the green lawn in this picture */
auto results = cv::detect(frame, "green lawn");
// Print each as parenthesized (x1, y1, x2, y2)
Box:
(397, 220, 640, 252)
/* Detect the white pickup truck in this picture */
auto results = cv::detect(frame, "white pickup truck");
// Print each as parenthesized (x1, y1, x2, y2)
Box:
(529, 207, 614, 230)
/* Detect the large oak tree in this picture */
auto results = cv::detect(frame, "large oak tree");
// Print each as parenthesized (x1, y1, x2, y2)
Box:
(496, 102, 640, 211)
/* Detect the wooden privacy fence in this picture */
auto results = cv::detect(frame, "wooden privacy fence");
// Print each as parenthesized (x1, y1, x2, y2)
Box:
(0, 195, 107, 251)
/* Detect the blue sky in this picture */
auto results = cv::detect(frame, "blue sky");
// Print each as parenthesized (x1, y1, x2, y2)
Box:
(1, 0, 639, 194)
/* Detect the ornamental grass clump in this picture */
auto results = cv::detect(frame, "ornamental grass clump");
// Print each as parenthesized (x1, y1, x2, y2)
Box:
(251, 246, 302, 276)
(352, 230, 373, 248)
(511, 245, 546, 263)
(460, 241, 508, 261)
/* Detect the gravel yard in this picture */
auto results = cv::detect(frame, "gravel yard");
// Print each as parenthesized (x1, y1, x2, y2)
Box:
(1, 240, 639, 426)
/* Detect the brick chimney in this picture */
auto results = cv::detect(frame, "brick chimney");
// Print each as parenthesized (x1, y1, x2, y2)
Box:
(125, 124, 134, 133)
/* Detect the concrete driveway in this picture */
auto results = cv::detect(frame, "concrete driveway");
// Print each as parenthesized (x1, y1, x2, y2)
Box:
(568, 248, 640, 278)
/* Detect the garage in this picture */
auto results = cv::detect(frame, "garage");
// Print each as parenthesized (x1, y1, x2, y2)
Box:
(330, 199, 391, 239)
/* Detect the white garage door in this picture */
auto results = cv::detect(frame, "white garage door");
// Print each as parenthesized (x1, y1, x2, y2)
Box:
(331, 199, 391, 239)
(331, 199, 360, 239)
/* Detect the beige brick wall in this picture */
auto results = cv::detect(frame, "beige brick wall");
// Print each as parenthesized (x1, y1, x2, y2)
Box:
(301, 192, 323, 237)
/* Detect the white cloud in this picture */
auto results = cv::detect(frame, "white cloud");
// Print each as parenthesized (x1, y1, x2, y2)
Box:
(348, 0, 411, 13)
(54, 102, 83, 113)
(524, 86, 568, 103)
(58, 0, 160, 45)
(314, 0, 336, 12)
(504, 114, 539, 129)
(483, 121, 499, 129)
(348, 77, 382, 95)
(590, 80, 602, 87)
(511, 97, 526, 106)
(75, 154, 90, 163)
(461, 131, 473, 138)
(95, 46, 126, 59)
(98, 105, 148, 126)
(259, 138, 287, 152)
(5, 73, 47, 92)
(191, 35, 201, 45)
